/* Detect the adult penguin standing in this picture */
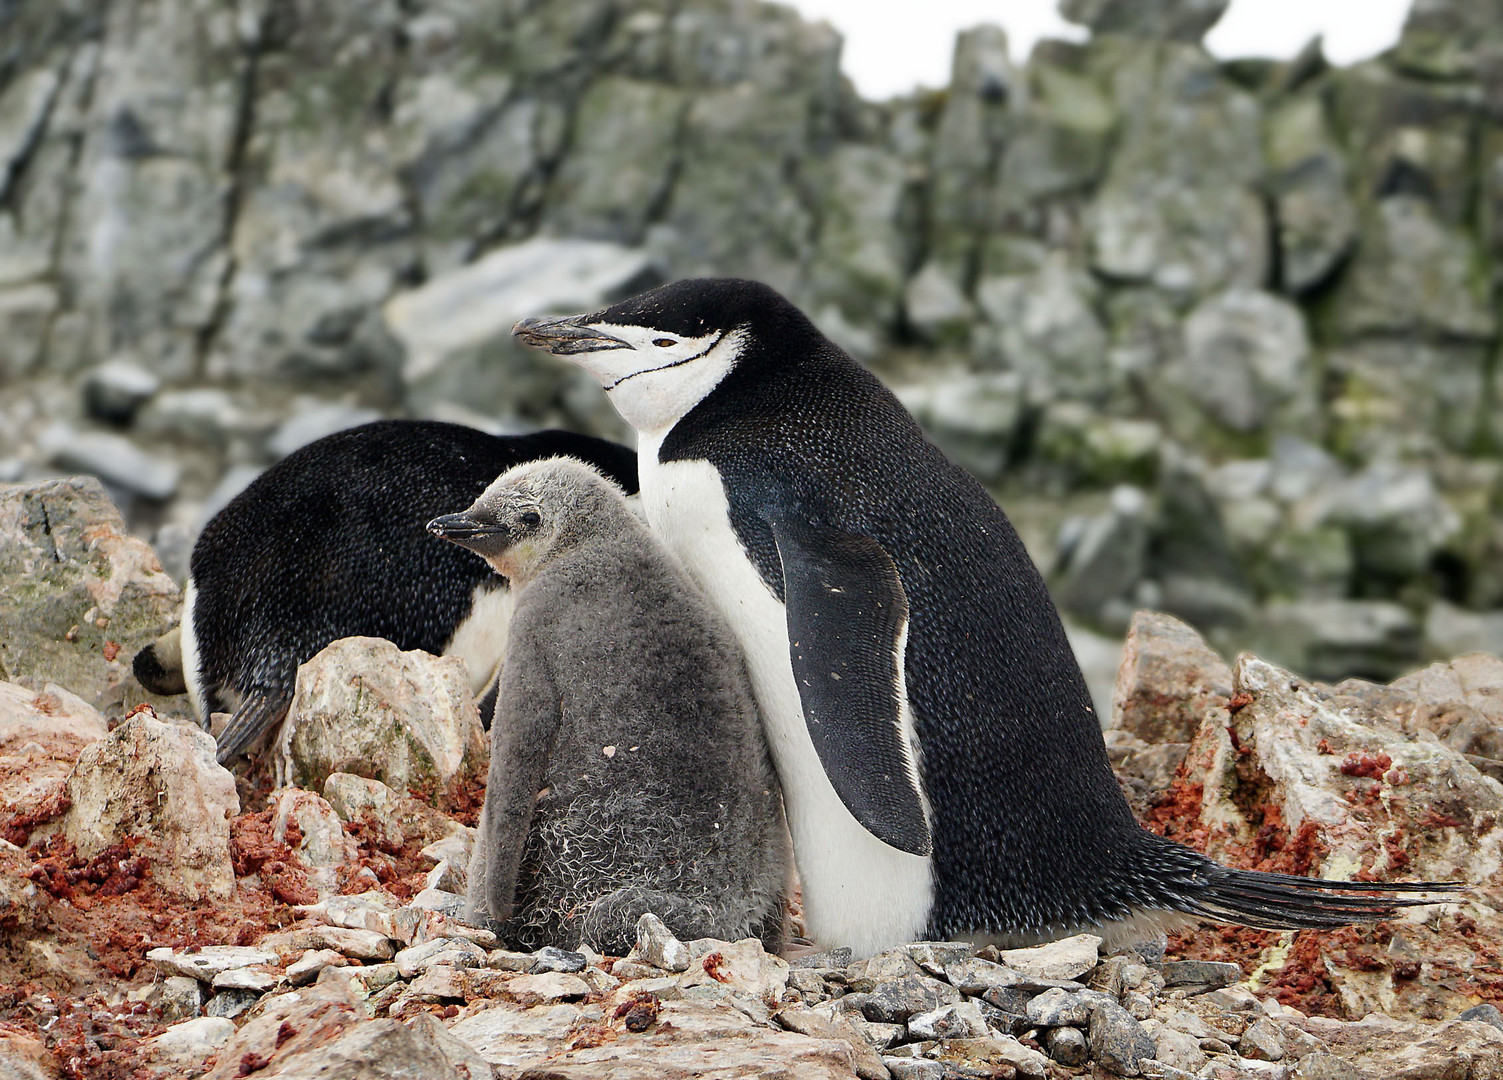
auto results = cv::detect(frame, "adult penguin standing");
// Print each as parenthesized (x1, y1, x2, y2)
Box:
(511, 278, 1452, 959)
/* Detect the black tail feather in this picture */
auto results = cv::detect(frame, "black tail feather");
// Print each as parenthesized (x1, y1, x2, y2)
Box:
(1186, 863, 1464, 933)
(215, 692, 291, 765)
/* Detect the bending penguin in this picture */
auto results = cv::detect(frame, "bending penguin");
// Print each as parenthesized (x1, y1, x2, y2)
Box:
(132, 421, 638, 765)
(512, 278, 1456, 959)
(428, 457, 788, 953)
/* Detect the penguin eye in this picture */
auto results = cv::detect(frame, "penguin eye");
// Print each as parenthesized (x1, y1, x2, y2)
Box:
(652, 337, 678, 348)
(519, 510, 542, 526)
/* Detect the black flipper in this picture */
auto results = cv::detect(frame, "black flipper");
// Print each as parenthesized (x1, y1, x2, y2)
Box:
(215, 692, 291, 765)
(770, 518, 932, 857)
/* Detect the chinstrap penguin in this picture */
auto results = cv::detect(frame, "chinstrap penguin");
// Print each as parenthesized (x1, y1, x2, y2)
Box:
(428, 456, 788, 953)
(133, 421, 638, 765)
(512, 277, 1456, 959)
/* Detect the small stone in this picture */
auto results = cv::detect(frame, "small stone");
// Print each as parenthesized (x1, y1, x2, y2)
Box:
(408, 965, 469, 1001)
(1047, 1024, 1089, 1066)
(1026, 987, 1094, 1027)
(83, 360, 161, 424)
(424, 859, 464, 894)
(211, 966, 280, 993)
(394, 936, 486, 978)
(1138, 1062, 1196, 1080)
(907, 1000, 989, 1040)
(611, 977, 682, 1005)
(294, 925, 395, 961)
(997, 934, 1102, 982)
(1202, 985, 1261, 1012)
(287, 949, 348, 987)
(1460, 1003, 1503, 1032)
(932, 1034, 1050, 1078)
(846, 949, 925, 991)
(348, 963, 400, 995)
(787, 969, 828, 996)
(942, 958, 1020, 995)
(147, 946, 279, 982)
(303, 892, 399, 936)
(204, 989, 258, 1019)
(860, 1021, 904, 1049)
(861, 975, 962, 1025)
(531, 946, 587, 974)
(792, 948, 853, 970)
(774, 1006, 891, 1080)
(419, 833, 472, 868)
(266, 404, 383, 459)
(1124, 991, 1154, 1019)
(883, 1059, 943, 1080)
(979, 997, 1031, 1037)
(577, 966, 621, 996)
(635, 912, 690, 972)
(39, 423, 181, 500)
(508, 971, 591, 1005)
(1089, 997, 1157, 1076)
(489, 949, 536, 972)
(905, 941, 975, 975)
(147, 1016, 234, 1067)
(158, 976, 203, 1021)
(1160, 960, 1241, 990)
(1240, 1018, 1286, 1062)
(679, 939, 790, 999)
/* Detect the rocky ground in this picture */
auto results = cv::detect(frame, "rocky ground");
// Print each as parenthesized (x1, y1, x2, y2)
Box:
(6, 451, 1503, 1076)
(4, 0, 1503, 684)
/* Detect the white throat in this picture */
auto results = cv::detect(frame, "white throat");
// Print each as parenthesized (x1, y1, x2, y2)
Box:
(577, 325, 746, 435)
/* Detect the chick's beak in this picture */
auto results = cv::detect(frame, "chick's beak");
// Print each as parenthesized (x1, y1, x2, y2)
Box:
(427, 513, 508, 549)
(512, 314, 628, 355)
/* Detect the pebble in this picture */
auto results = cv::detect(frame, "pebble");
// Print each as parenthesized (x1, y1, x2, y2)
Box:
(485, 949, 533, 972)
(791, 948, 853, 970)
(634, 913, 690, 972)
(1025, 986, 1097, 1027)
(1125, 991, 1154, 1018)
(266, 404, 383, 459)
(530, 946, 588, 974)
(211, 966, 280, 992)
(394, 936, 487, 978)
(1047, 1024, 1090, 1066)
(204, 988, 258, 1019)
(146, 945, 280, 982)
(425, 859, 464, 894)
(147, 1016, 234, 1065)
(905, 941, 975, 975)
(883, 1060, 943, 1080)
(943, 957, 1023, 995)
(287, 949, 349, 986)
(860, 974, 962, 1024)
(1088, 997, 1156, 1076)
(158, 975, 203, 1021)
(82, 360, 161, 424)
(39, 423, 180, 500)
(1161, 960, 1241, 990)
(1460, 1003, 1503, 1032)
(996, 934, 1102, 981)
(508, 971, 592, 1006)
(1240, 1018, 1287, 1062)
(907, 1000, 989, 1040)
(408, 964, 469, 1001)
(846, 950, 925, 991)
(294, 925, 396, 961)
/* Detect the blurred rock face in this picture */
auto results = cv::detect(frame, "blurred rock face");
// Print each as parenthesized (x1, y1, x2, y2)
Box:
(1, 0, 1502, 678)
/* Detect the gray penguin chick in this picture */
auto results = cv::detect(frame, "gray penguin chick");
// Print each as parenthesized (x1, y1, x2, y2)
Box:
(428, 456, 788, 953)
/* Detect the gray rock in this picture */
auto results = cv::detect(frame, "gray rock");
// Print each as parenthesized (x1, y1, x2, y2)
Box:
(82, 360, 160, 424)
(1160, 960, 1241, 990)
(394, 936, 487, 979)
(148, 522, 195, 585)
(1252, 599, 1421, 682)
(883, 1060, 943, 1080)
(38, 423, 180, 501)
(1112, 612, 1231, 744)
(1060, 0, 1229, 42)
(1088, 997, 1157, 1075)
(1240, 1018, 1287, 1061)
(861, 975, 962, 1025)
(146, 945, 281, 983)
(204, 988, 258, 1020)
(1460, 1004, 1503, 1032)
(903, 262, 975, 345)
(1265, 95, 1357, 294)
(791, 948, 853, 970)
(198, 465, 265, 527)
(147, 1016, 235, 1068)
(1046, 1023, 1089, 1066)
(265, 403, 384, 460)
(531, 946, 588, 975)
(1426, 603, 1503, 662)
(1026, 987, 1095, 1027)
(974, 254, 1111, 402)
(1055, 487, 1150, 625)
(635, 912, 691, 973)
(159, 975, 204, 1021)
(907, 1000, 989, 1041)
(1179, 289, 1311, 434)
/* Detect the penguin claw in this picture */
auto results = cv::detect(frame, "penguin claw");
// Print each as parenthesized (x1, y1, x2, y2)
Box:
(215, 692, 290, 766)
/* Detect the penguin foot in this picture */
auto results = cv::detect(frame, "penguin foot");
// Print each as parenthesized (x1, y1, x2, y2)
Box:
(215, 691, 291, 765)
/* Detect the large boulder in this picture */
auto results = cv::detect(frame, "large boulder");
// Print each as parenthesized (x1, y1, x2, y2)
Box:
(0, 477, 180, 710)
(278, 637, 487, 813)
(63, 712, 238, 900)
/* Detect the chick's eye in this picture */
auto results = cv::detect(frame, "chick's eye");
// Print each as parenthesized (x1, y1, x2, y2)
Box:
(652, 337, 678, 348)
(519, 510, 542, 526)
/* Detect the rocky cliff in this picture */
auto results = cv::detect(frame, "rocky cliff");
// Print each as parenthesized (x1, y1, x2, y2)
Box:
(2, 0, 1502, 678)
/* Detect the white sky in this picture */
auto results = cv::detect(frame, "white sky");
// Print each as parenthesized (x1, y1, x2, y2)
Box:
(786, 0, 1415, 100)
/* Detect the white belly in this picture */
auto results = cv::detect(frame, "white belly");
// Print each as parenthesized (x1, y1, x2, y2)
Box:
(443, 583, 515, 698)
(181, 578, 207, 722)
(640, 444, 934, 957)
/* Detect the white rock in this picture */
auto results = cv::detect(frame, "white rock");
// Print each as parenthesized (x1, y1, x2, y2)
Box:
(147, 1016, 235, 1066)
(147, 945, 279, 982)
(996, 934, 1102, 982)
(635, 913, 691, 972)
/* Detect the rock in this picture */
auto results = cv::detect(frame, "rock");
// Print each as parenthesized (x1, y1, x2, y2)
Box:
(1060, 0, 1229, 42)
(860, 975, 962, 1025)
(883, 1061, 942, 1080)
(1178, 289, 1312, 434)
(1316, 463, 1461, 583)
(1026, 987, 1095, 1027)
(159, 975, 204, 1021)
(0, 680, 107, 847)
(38, 423, 181, 501)
(394, 936, 487, 978)
(1047, 1023, 1089, 1065)
(507, 971, 593, 1006)
(775, 1006, 892, 1080)
(280, 638, 487, 810)
(1425, 604, 1503, 663)
(1240, 1018, 1287, 1061)
(203, 979, 488, 1079)
(974, 254, 1111, 402)
(1112, 612, 1232, 744)
(635, 913, 690, 973)
(895, 370, 1025, 484)
(997, 934, 1101, 982)
(1250, 600, 1421, 682)
(265, 403, 384, 460)
(203, 989, 258, 1020)
(212, 966, 280, 993)
(0, 477, 179, 709)
(907, 1000, 989, 1040)
(447, 1002, 591, 1072)
(270, 787, 358, 877)
(292, 925, 396, 962)
(147, 945, 280, 983)
(1160, 961, 1241, 990)
(531, 946, 588, 974)
(1292, 1014, 1503, 1080)
(65, 714, 238, 899)
(82, 360, 160, 424)
(1089, 997, 1157, 1075)
(933, 1034, 1050, 1078)
(1265, 94, 1357, 295)
(903, 263, 975, 345)
(287, 949, 348, 986)
(321, 773, 465, 849)
(680, 938, 790, 1000)
(1055, 486, 1151, 625)
(146, 1016, 235, 1068)
(1461, 1004, 1503, 1032)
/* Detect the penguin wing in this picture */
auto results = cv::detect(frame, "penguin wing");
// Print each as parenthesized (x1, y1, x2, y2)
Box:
(770, 518, 932, 857)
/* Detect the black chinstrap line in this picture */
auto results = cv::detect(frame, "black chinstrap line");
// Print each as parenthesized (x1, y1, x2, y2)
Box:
(603, 332, 724, 391)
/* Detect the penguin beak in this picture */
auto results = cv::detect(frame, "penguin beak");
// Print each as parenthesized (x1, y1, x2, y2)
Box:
(512, 314, 628, 355)
(427, 513, 509, 551)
